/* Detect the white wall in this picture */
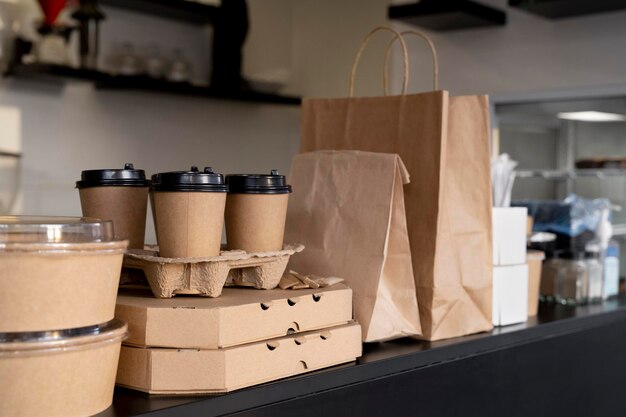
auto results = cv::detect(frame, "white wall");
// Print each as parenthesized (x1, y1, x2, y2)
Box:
(0, 79, 299, 243)
(392, 1, 626, 96)
(1, 0, 394, 245)
(5, 0, 626, 244)
(0, 1, 304, 244)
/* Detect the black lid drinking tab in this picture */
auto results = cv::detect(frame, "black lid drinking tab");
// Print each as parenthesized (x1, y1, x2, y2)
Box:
(76, 163, 150, 188)
(151, 166, 227, 192)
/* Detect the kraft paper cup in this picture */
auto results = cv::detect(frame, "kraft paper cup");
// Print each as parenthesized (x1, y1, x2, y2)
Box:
(225, 193, 289, 252)
(152, 191, 226, 258)
(0, 319, 127, 417)
(0, 216, 128, 332)
(225, 171, 292, 253)
(79, 186, 149, 249)
(151, 167, 227, 258)
(77, 163, 150, 250)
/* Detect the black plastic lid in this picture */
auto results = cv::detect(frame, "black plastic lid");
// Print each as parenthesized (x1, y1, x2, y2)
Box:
(151, 166, 227, 192)
(76, 163, 149, 188)
(226, 170, 292, 194)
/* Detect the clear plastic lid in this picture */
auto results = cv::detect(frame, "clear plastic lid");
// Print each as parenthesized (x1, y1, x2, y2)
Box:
(0, 216, 115, 246)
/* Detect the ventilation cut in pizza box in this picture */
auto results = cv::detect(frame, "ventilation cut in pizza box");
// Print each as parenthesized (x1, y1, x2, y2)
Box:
(116, 322, 362, 394)
(115, 284, 353, 349)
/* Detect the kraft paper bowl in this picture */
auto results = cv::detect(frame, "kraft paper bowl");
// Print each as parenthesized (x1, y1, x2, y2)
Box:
(0, 216, 128, 332)
(0, 319, 127, 417)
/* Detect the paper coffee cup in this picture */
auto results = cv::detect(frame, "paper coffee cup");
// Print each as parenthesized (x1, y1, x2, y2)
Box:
(225, 170, 292, 253)
(151, 167, 227, 258)
(77, 163, 150, 249)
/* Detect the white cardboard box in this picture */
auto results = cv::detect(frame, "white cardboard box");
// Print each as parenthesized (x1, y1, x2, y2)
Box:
(492, 264, 529, 326)
(492, 207, 528, 266)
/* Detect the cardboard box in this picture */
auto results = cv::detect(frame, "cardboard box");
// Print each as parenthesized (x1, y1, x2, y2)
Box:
(527, 250, 545, 316)
(116, 284, 353, 349)
(492, 207, 528, 266)
(116, 322, 362, 394)
(492, 264, 529, 326)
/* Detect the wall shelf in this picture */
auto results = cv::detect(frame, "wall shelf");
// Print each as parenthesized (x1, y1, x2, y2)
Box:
(7, 63, 301, 106)
(516, 169, 626, 180)
(388, 0, 507, 31)
(100, 0, 217, 25)
(509, 0, 626, 19)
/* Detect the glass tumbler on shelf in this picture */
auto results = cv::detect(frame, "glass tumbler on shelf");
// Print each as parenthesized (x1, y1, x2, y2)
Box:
(541, 254, 561, 303)
(556, 252, 589, 306)
(586, 249, 603, 303)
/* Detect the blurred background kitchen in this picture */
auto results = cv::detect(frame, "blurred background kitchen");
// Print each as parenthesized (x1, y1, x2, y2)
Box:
(1, 0, 625, 263)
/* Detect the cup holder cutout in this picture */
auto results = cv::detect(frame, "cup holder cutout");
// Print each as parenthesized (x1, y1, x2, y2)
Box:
(294, 337, 306, 346)
(286, 322, 300, 335)
(260, 302, 273, 311)
(319, 331, 332, 341)
(266, 342, 280, 351)
(312, 294, 322, 302)
(287, 299, 297, 306)
(299, 360, 308, 370)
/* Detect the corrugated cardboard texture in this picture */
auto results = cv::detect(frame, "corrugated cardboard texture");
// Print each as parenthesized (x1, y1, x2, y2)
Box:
(116, 322, 362, 394)
(0, 336, 122, 417)
(152, 191, 226, 258)
(225, 193, 289, 252)
(116, 284, 352, 349)
(80, 186, 149, 250)
(0, 243, 126, 332)
(122, 244, 304, 298)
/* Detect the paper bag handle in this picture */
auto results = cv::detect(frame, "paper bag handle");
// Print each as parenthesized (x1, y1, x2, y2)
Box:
(383, 30, 439, 95)
(349, 26, 409, 97)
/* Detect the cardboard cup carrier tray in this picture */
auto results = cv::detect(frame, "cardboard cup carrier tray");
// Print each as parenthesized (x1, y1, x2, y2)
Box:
(123, 244, 304, 298)
(115, 284, 361, 393)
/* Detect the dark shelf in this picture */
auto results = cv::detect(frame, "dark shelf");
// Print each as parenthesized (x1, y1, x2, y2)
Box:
(509, 0, 626, 19)
(7, 64, 300, 106)
(388, 0, 507, 31)
(96, 75, 301, 105)
(8, 62, 105, 82)
(95, 295, 626, 416)
(100, 0, 217, 25)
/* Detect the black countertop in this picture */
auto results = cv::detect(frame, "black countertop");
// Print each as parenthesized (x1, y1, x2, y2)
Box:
(97, 295, 626, 417)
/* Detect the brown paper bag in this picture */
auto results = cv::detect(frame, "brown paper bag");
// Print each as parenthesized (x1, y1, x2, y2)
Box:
(299, 27, 493, 341)
(285, 150, 421, 342)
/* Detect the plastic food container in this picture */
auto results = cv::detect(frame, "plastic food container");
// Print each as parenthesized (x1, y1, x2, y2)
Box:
(0, 319, 127, 417)
(0, 216, 128, 332)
